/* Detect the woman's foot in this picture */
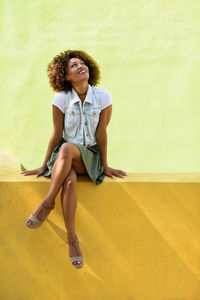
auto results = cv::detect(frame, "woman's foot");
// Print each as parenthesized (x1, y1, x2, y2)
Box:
(67, 234, 83, 268)
(26, 199, 54, 228)
(32, 199, 55, 221)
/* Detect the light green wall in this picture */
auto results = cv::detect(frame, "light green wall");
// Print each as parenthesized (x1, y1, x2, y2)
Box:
(1, 0, 200, 172)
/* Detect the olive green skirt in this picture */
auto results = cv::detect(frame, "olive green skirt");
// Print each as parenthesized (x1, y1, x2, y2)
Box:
(42, 139, 105, 185)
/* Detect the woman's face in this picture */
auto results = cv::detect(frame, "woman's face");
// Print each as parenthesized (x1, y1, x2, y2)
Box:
(66, 57, 89, 84)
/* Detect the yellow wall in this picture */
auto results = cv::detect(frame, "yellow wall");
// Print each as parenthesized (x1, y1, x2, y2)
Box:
(1, 155, 200, 299)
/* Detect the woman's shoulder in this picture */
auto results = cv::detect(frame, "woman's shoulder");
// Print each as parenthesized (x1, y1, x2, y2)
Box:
(91, 86, 112, 110)
(91, 86, 111, 97)
(52, 91, 70, 113)
(54, 90, 68, 97)
(53, 90, 71, 101)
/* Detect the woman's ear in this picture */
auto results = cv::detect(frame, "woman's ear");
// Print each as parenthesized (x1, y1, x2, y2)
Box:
(65, 74, 69, 81)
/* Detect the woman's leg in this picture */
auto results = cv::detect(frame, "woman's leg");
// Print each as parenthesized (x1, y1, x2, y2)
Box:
(61, 168, 82, 265)
(31, 143, 86, 221)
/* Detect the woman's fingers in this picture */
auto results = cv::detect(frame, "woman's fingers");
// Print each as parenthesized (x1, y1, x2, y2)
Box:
(118, 170, 128, 177)
(21, 166, 47, 177)
(104, 167, 128, 179)
(21, 169, 38, 176)
(112, 169, 125, 178)
(115, 170, 128, 178)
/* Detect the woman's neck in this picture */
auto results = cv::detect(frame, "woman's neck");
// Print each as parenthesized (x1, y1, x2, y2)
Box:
(72, 81, 89, 102)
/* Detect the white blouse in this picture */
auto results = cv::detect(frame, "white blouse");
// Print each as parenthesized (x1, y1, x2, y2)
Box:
(52, 85, 112, 146)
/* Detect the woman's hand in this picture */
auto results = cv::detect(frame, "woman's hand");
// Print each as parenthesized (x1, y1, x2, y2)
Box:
(20, 165, 47, 178)
(104, 166, 128, 179)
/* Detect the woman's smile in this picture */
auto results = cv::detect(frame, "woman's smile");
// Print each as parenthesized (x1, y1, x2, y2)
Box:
(79, 70, 87, 74)
(66, 58, 89, 82)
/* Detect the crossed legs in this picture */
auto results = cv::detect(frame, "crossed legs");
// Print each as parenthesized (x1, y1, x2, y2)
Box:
(30, 142, 86, 218)
(27, 142, 86, 265)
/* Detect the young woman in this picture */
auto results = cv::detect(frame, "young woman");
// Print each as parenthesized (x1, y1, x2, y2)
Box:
(21, 50, 127, 269)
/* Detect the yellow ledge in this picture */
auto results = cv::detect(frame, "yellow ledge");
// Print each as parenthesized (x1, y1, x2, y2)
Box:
(1, 155, 200, 299)
(1, 154, 200, 182)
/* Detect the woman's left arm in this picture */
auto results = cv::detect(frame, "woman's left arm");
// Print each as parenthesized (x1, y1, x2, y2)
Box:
(95, 105, 128, 179)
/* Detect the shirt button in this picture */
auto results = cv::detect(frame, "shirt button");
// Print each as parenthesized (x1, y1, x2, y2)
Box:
(72, 111, 74, 114)
(86, 133, 89, 136)
(83, 112, 85, 115)
(88, 144, 90, 146)
(85, 123, 87, 126)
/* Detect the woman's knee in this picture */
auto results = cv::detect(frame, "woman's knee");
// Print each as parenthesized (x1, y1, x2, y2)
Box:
(59, 143, 75, 160)
(63, 168, 77, 190)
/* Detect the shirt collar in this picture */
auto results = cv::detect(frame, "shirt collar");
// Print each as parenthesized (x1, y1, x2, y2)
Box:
(71, 84, 93, 105)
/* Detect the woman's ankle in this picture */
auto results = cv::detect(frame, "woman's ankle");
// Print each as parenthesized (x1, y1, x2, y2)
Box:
(67, 230, 77, 242)
(43, 196, 55, 207)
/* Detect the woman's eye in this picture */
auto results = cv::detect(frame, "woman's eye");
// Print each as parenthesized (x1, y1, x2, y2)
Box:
(71, 61, 85, 68)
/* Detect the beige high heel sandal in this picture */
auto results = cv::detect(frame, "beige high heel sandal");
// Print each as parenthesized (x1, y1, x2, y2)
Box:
(26, 203, 54, 229)
(66, 239, 84, 269)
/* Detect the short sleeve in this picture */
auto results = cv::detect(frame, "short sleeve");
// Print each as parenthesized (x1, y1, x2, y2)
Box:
(101, 90, 112, 111)
(52, 92, 65, 113)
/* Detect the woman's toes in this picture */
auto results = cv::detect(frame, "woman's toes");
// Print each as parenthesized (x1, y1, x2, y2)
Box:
(73, 261, 80, 265)
(26, 219, 33, 225)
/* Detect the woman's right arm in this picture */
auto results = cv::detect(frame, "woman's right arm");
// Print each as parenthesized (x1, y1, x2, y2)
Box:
(21, 105, 64, 177)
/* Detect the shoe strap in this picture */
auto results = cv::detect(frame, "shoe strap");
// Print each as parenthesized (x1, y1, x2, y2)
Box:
(66, 239, 79, 257)
(66, 239, 79, 246)
(41, 203, 54, 210)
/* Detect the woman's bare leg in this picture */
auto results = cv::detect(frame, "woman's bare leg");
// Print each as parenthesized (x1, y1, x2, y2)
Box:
(61, 168, 82, 265)
(31, 143, 86, 220)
